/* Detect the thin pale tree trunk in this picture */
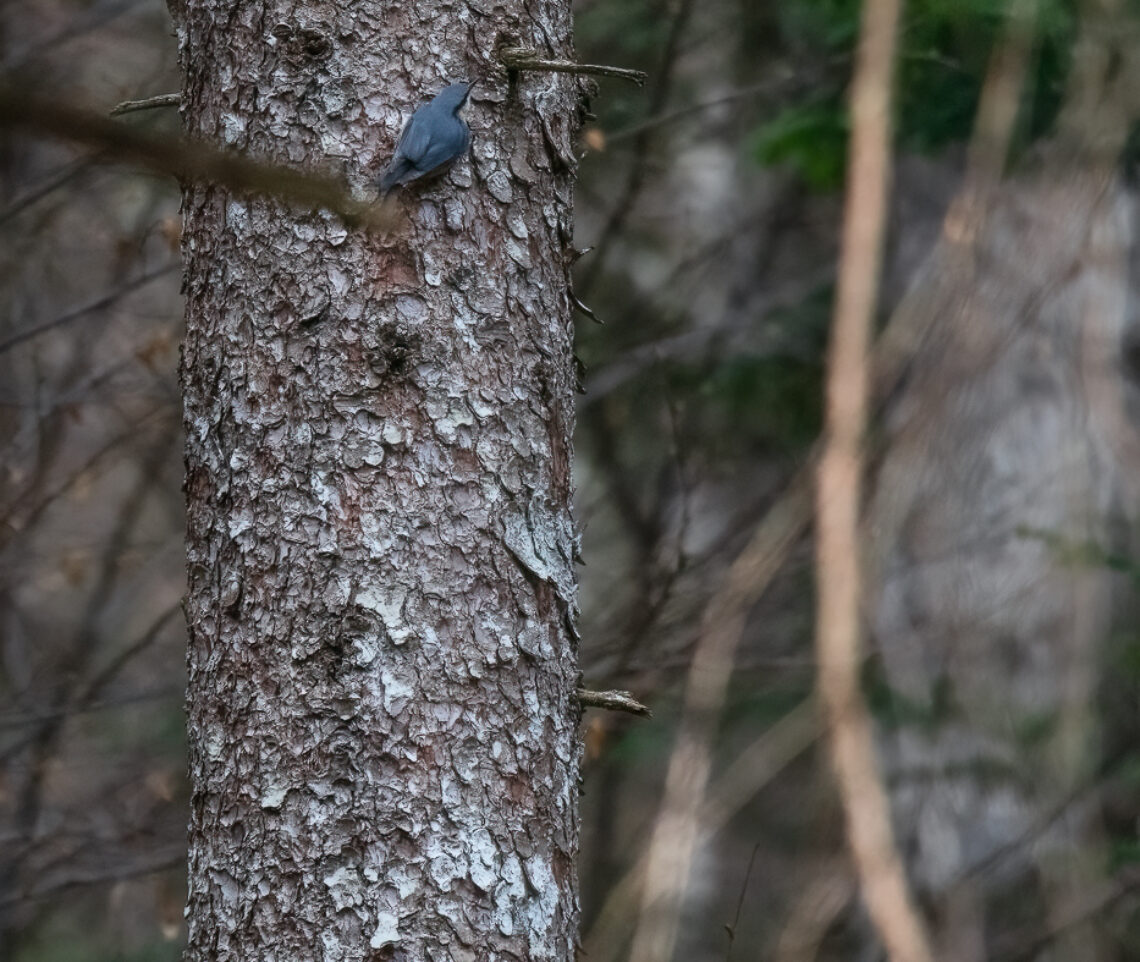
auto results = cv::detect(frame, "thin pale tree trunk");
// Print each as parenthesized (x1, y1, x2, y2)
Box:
(813, 1, 935, 961)
(175, 2, 582, 959)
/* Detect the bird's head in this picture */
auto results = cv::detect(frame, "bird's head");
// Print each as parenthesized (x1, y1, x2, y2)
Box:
(435, 81, 476, 116)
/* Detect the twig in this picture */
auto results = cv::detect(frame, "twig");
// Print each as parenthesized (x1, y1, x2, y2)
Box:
(724, 842, 762, 961)
(1, 434, 176, 906)
(626, 477, 813, 962)
(0, 685, 181, 732)
(993, 867, 1140, 962)
(0, 407, 170, 547)
(0, 156, 98, 226)
(570, 291, 604, 324)
(576, 0, 695, 293)
(109, 93, 180, 116)
(0, 847, 185, 909)
(606, 73, 796, 144)
(603, 60, 847, 146)
(576, 688, 652, 717)
(584, 76, 1060, 941)
(0, 263, 178, 356)
(814, 0, 933, 960)
(583, 6, 1058, 958)
(81, 602, 182, 707)
(584, 698, 819, 960)
(498, 47, 646, 86)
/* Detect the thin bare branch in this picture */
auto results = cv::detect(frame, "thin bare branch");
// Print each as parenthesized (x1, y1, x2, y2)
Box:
(775, 866, 856, 962)
(627, 481, 813, 962)
(81, 602, 182, 707)
(994, 867, 1140, 962)
(577, 688, 652, 717)
(0, 264, 178, 356)
(965, 0, 1038, 192)
(109, 92, 180, 116)
(724, 842, 762, 961)
(0, 846, 185, 910)
(498, 47, 647, 85)
(603, 69, 805, 144)
(576, 0, 697, 293)
(586, 698, 819, 960)
(0, 156, 97, 225)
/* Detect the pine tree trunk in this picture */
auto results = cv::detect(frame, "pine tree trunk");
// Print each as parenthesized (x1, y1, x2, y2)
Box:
(176, 2, 582, 959)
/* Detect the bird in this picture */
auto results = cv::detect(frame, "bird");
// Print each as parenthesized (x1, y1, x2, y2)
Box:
(378, 81, 475, 195)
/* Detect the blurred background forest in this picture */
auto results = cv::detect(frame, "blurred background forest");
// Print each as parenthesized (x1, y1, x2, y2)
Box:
(3, 0, 1140, 959)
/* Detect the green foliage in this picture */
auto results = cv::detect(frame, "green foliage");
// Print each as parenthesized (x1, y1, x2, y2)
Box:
(1112, 753, 1140, 791)
(895, 0, 1075, 152)
(1012, 709, 1060, 747)
(776, 0, 861, 50)
(865, 662, 957, 732)
(650, 349, 823, 461)
(697, 354, 824, 451)
(1109, 837, 1140, 872)
(721, 686, 811, 734)
(606, 696, 683, 764)
(749, 0, 1078, 189)
(1016, 525, 1140, 581)
(750, 103, 848, 191)
(1117, 633, 1140, 683)
(660, 282, 833, 458)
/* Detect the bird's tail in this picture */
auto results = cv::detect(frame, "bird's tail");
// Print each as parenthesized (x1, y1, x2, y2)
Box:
(378, 161, 410, 196)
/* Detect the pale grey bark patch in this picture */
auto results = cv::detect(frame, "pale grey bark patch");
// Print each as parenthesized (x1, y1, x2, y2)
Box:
(502, 498, 580, 633)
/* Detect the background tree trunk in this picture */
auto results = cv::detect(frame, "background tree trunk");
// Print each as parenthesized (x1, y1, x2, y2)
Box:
(865, 7, 1140, 959)
(176, 2, 582, 959)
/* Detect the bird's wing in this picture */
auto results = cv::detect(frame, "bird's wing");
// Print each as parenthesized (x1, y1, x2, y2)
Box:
(411, 124, 471, 175)
(395, 114, 434, 167)
(381, 112, 470, 191)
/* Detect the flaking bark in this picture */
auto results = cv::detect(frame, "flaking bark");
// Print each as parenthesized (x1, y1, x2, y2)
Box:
(176, 1, 582, 960)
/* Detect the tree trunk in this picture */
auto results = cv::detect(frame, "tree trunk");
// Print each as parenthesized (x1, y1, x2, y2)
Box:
(176, 2, 582, 959)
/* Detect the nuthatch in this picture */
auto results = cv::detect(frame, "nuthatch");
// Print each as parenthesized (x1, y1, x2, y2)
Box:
(379, 82, 475, 195)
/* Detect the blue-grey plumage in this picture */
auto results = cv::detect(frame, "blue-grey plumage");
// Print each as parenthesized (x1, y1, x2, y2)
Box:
(379, 82, 475, 195)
